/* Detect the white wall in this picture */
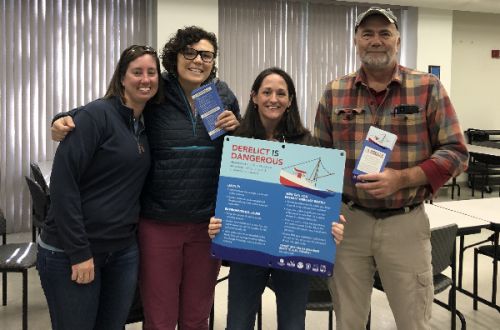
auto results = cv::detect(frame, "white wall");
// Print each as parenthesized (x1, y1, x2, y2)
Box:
(451, 11, 500, 130)
(156, 0, 218, 50)
(415, 8, 454, 94)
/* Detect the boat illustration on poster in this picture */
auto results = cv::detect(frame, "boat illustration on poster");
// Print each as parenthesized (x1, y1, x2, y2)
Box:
(279, 158, 336, 198)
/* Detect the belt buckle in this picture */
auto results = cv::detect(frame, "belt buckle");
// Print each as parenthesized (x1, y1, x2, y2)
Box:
(372, 209, 393, 219)
(372, 205, 415, 219)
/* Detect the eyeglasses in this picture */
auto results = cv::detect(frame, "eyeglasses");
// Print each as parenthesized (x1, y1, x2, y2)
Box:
(127, 45, 157, 56)
(181, 47, 215, 63)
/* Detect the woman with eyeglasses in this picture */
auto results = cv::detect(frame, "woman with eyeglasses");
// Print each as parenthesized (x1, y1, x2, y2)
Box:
(37, 45, 163, 330)
(51, 26, 240, 330)
(137, 26, 240, 330)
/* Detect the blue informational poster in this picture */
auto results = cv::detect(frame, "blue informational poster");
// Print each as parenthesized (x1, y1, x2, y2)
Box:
(212, 136, 346, 277)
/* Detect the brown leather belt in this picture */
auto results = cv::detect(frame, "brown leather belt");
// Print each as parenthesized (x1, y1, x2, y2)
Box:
(342, 196, 422, 219)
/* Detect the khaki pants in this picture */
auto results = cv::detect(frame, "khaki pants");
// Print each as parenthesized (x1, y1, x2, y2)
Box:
(329, 203, 433, 330)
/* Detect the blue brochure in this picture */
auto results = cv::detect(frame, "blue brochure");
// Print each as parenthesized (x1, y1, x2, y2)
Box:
(212, 136, 346, 277)
(192, 82, 226, 140)
(352, 126, 397, 182)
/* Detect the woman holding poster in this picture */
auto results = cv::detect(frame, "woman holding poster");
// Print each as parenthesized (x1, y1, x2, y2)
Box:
(209, 67, 345, 330)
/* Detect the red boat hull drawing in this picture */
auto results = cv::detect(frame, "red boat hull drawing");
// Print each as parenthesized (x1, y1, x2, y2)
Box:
(279, 158, 335, 198)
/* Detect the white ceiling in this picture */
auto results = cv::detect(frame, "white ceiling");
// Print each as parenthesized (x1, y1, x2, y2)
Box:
(340, 0, 500, 14)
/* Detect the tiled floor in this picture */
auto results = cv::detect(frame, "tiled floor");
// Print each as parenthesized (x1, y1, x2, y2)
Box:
(1, 187, 499, 329)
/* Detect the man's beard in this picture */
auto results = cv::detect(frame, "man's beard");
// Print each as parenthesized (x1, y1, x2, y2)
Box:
(360, 52, 392, 69)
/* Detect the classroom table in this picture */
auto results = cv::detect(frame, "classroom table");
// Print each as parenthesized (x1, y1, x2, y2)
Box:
(425, 202, 488, 232)
(473, 141, 500, 149)
(467, 143, 500, 157)
(434, 198, 500, 311)
(435, 198, 500, 225)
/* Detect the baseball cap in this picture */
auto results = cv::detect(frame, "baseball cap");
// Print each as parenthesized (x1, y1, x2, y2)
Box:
(355, 7, 398, 31)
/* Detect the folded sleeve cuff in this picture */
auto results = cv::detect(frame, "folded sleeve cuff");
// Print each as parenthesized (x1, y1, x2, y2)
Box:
(419, 160, 452, 193)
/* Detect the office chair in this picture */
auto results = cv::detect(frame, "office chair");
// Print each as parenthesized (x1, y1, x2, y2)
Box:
(25, 177, 49, 242)
(259, 274, 334, 330)
(305, 275, 334, 330)
(466, 153, 500, 198)
(29, 162, 49, 195)
(29, 163, 50, 242)
(465, 128, 490, 144)
(0, 208, 38, 330)
(367, 224, 466, 330)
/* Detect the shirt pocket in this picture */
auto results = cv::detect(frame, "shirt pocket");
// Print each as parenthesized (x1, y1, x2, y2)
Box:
(390, 108, 427, 146)
(332, 107, 368, 143)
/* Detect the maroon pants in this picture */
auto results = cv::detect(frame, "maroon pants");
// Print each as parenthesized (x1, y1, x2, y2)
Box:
(138, 218, 221, 330)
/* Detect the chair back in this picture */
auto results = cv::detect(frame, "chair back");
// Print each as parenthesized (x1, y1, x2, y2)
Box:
(266, 274, 333, 310)
(471, 153, 500, 167)
(0, 208, 6, 237)
(466, 128, 490, 143)
(431, 224, 458, 275)
(306, 275, 333, 310)
(25, 176, 49, 228)
(30, 162, 50, 195)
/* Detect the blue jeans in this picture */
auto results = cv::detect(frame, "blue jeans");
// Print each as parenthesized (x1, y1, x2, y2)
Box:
(226, 262, 310, 330)
(36, 242, 139, 330)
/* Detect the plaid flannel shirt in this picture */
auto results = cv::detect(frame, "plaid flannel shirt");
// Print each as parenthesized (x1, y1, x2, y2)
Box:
(314, 65, 469, 209)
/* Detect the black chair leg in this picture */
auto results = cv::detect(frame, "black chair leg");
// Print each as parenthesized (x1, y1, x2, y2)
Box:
(471, 174, 476, 197)
(458, 311, 466, 330)
(473, 248, 479, 310)
(458, 236, 465, 289)
(23, 269, 28, 330)
(328, 310, 333, 330)
(366, 308, 371, 330)
(209, 302, 215, 330)
(2, 271, 6, 305)
(434, 298, 466, 330)
(491, 234, 499, 306)
(257, 299, 262, 330)
(447, 285, 457, 330)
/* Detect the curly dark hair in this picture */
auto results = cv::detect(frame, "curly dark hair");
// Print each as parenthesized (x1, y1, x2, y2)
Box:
(236, 67, 309, 140)
(161, 26, 218, 82)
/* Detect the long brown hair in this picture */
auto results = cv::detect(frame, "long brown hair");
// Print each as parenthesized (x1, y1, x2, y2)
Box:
(104, 44, 164, 104)
(236, 67, 309, 140)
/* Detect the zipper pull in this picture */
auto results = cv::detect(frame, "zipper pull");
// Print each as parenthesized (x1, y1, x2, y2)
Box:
(137, 141, 145, 154)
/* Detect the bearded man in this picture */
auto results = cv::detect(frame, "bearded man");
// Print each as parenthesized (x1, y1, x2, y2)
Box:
(314, 7, 468, 330)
